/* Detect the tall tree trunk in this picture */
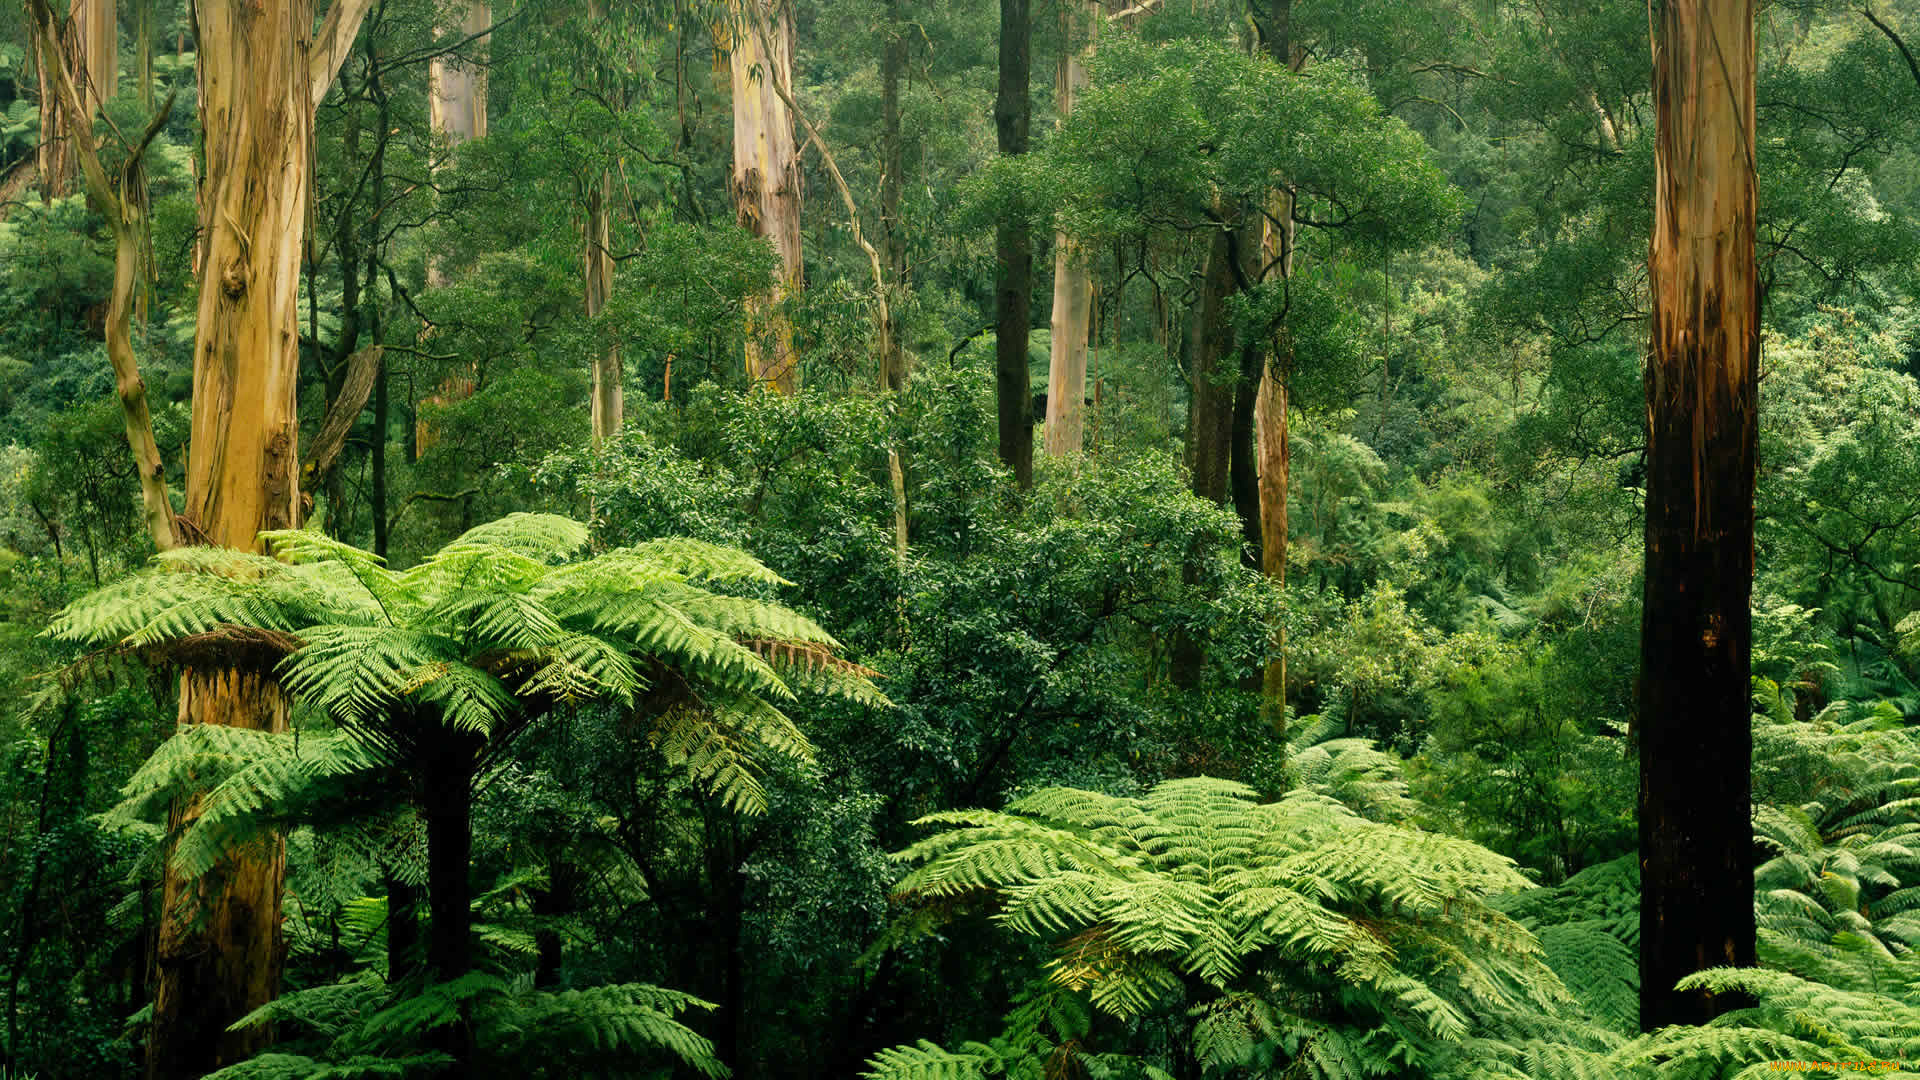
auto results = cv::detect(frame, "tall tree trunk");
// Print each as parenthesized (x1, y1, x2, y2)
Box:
(994, 0, 1033, 488)
(427, 0, 488, 153)
(1639, 0, 1758, 1032)
(149, 2, 375, 1075)
(1044, 0, 1096, 457)
(1187, 222, 1238, 505)
(879, 0, 907, 395)
(729, 0, 804, 394)
(73, 0, 114, 110)
(149, 669, 291, 1079)
(421, 735, 479, 1068)
(586, 169, 623, 442)
(1255, 0, 1295, 737)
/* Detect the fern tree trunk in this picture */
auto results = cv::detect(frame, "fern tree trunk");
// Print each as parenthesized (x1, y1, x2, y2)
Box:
(994, 0, 1034, 489)
(1639, 0, 1758, 1031)
(421, 733, 481, 1065)
(730, 0, 804, 393)
(150, 669, 291, 1078)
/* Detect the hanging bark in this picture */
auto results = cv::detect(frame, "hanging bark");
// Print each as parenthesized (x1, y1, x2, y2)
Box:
(1639, 0, 1759, 1032)
(1044, 0, 1097, 457)
(35, 0, 114, 198)
(994, 0, 1034, 488)
(586, 169, 623, 443)
(729, 0, 804, 393)
(149, 668, 291, 1078)
(24, 0, 175, 552)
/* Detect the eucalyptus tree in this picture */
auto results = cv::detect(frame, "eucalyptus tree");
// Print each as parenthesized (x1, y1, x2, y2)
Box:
(1027, 35, 1456, 681)
(146, 0, 380, 1069)
(1639, 0, 1759, 1030)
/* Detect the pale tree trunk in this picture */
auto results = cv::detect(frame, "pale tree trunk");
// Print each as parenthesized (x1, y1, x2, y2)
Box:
(423, 0, 488, 447)
(586, 169, 623, 443)
(427, 0, 488, 156)
(25, 0, 174, 552)
(35, 0, 114, 197)
(1639, 0, 1758, 1032)
(150, 0, 375, 1074)
(1044, 0, 1096, 457)
(72, 0, 114, 111)
(729, 0, 804, 393)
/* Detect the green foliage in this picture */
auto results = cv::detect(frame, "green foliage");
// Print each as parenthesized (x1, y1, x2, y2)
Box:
(883, 777, 1569, 1073)
(202, 972, 727, 1079)
(51, 513, 879, 813)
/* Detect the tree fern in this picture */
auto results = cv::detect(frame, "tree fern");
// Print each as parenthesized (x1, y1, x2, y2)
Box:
(879, 777, 1571, 1076)
(204, 971, 727, 1079)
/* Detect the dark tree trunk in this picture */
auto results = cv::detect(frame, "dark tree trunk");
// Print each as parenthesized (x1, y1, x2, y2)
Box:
(879, 0, 908, 394)
(386, 872, 418, 985)
(420, 734, 480, 1065)
(1187, 225, 1238, 506)
(994, 0, 1034, 489)
(1230, 341, 1263, 568)
(1639, 0, 1758, 1032)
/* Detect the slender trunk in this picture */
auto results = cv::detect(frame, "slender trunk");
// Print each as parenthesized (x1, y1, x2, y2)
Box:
(1229, 339, 1261, 566)
(1187, 223, 1237, 505)
(372, 354, 389, 558)
(1044, 0, 1095, 457)
(729, 0, 804, 393)
(73, 0, 115, 111)
(878, 0, 907, 394)
(36, 0, 114, 197)
(24, 0, 176, 551)
(149, 669, 291, 1079)
(1255, 0, 1295, 737)
(135, 0, 152, 111)
(586, 169, 623, 443)
(994, 0, 1033, 488)
(1639, 0, 1758, 1031)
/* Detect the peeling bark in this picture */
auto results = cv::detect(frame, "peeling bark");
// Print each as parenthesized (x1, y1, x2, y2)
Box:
(729, 0, 804, 393)
(1639, 0, 1759, 1032)
(586, 169, 623, 443)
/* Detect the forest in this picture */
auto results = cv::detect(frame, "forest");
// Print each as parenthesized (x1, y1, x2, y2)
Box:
(1, 0, 1919, 1076)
